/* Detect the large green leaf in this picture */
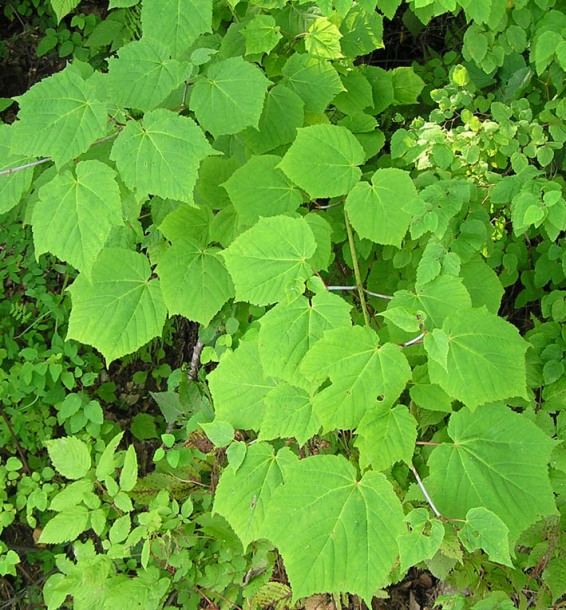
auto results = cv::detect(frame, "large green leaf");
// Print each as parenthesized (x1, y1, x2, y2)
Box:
(278, 125, 365, 198)
(345, 168, 418, 247)
(38, 506, 90, 544)
(427, 404, 557, 541)
(242, 14, 283, 55)
(142, 0, 212, 58)
(190, 57, 271, 137)
(0, 125, 34, 214)
(425, 308, 529, 409)
(398, 509, 445, 574)
(67, 249, 167, 364)
(355, 405, 417, 471)
(158, 204, 213, 246)
(46, 436, 91, 480)
(262, 454, 404, 601)
(305, 17, 343, 59)
(222, 216, 316, 306)
(12, 65, 107, 168)
(258, 290, 352, 390)
(157, 238, 234, 326)
(222, 155, 303, 225)
(110, 109, 215, 202)
(214, 443, 295, 548)
(301, 326, 411, 429)
(281, 53, 344, 113)
(105, 39, 192, 111)
(260, 384, 321, 445)
(32, 160, 123, 276)
(242, 84, 304, 154)
(458, 507, 513, 567)
(208, 338, 277, 430)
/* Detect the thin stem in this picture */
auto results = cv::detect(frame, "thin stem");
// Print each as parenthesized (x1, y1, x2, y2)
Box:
(344, 212, 370, 327)
(327, 285, 357, 291)
(0, 407, 31, 475)
(416, 441, 441, 446)
(0, 157, 52, 177)
(364, 288, 393, 300)
(410, 464, 442, 518)
(188, 338, 205, 382)
(403, 331, 425, 347)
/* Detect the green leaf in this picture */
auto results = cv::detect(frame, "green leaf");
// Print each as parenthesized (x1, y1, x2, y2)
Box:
(109, 514, 131, 545)
(409, 382, 452, 413)
(458, 507, 513, 567)
(260, 384, 321, 445)
(157, 238, 234, 326)
(340, 7, 383, 57)
(301, 326, 412, 429)
(190, 57, 271, 137)
(242, 84, 304, 154)
(281, 53, 344, 113)
(427, 404, 557, 541)
(278, 125, 365, 198)
(67, 249, 167, 364)
(105, 39, 192, 111)
(389, 275, 472, 332)
(208, 338, 277, 430)
(263, 455, 404, 602)
(142, 0, 212, 58)
(222, 216, 316, 306)
(214, 443, 295, 548)
(49, 0, 81, 22)
(46, 436, 91, 480)
(355, 405, 417, 471)
(158, 204, 213, 246)
(334, 70, 374, 115)
(346, 168, 418, 247)
(426, 308, 529, 409)
(32, 160, 122, 276)
(543, 557, 566, 603)
(96, 432, 124, 481)
(533, 30, 562, 75)
(258, 291, 352, 390)
(460, 256, 504, 314)
(200, 420, 234, 447)
(0, 125, 34, 214)
(222, 155, 303, 225)
(398, 509, 445, 574)
(243, 15, 282, 55)
(39, 506, 89, 544)
(119, 445, 138, 492)
(305, 18, 343, 59)
(12, 65, 107, 168)
(391, 67, 425, 105)
(110, 109, 215, 203)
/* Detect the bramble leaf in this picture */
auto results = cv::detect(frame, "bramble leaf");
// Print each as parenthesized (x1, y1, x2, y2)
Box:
(427, 404, 557, 541)
(67, 249, 167, 364)
(260, 384, 321, 445)
(263, 455, 404, 601)
(222, 216, 316, 306)
(345, 168, 418, 247)
(222, 155, 303, 226)
(355, 405, 417, 471)
(258, 291, 352, 390)
(142, 0, 212, 58)
(0, 125, 34, 214)
(208, 338, 277, 430)
(242, 84, 304, 154)
(278, 125, 365, 198)
(12, 66, 107, 168)
(190, 57, 271, 137)
(301, 326, 411, 429)
(39, 506, 90, 544)
(46, 436, 91, 480)
(459, 507, 513, 567)
(110, 109, 215, 202)
(426, 308, 529, 408)
(157, 238, 234, 326)
(105, 39, 191, 111)
(214, 443, 296, 548)
(281, 53, 344, 113)
(33, 160, 123, 276)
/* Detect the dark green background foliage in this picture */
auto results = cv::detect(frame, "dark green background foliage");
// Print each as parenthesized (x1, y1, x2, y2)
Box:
(0, 0, 565, 608)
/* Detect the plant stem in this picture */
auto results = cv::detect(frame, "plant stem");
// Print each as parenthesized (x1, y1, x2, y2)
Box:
(344, 211, 370, 327)
(410, 464, 442, 518)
